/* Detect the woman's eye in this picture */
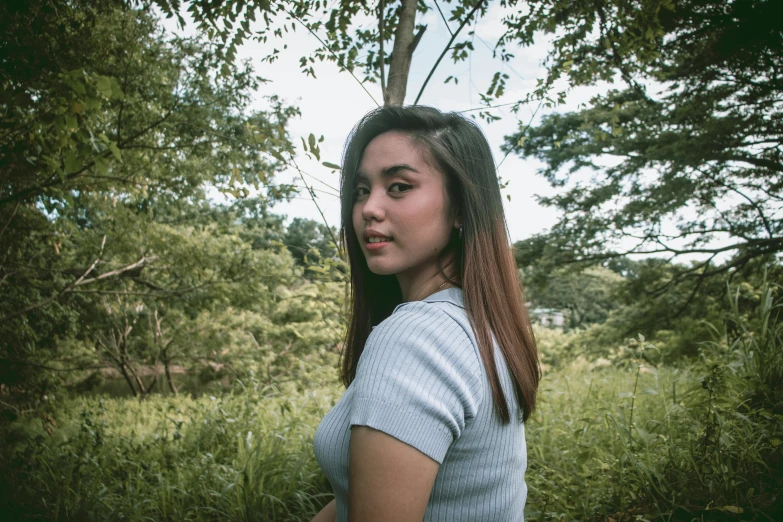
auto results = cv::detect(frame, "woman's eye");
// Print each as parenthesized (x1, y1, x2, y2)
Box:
(389, 183, 413, 193)
(354, 186, 369, 198)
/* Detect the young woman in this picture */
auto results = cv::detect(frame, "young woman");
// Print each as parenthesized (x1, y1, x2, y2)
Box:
(311, 106, 541, 522)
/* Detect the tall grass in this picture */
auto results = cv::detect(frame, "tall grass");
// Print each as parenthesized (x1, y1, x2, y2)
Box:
(523, 281, 783, 521)
(1, 283, 781, 521)
(0, 378, 340, 521)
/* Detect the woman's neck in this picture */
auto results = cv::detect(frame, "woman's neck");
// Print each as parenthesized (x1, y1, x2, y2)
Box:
(396, 254, 459, 302)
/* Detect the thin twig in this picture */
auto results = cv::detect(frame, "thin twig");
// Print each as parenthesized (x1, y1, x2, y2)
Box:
(497, 99, 543, 170)
(0, 236, 107, 324)
(287, 9, 380, 107)
(433, 0, 454, 36)
(414, 0, 487, 104)
(379, 0, 387, 97)
(290, 156, 342, 256)
(0, 200, 20, 241)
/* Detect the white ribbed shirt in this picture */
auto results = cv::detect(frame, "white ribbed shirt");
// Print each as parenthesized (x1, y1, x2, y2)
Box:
(313, 287, 528, 521)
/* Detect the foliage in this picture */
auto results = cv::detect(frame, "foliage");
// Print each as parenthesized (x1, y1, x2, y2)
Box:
(0, 380, 340, 521)
(521, 264, 623, 329)
(282, 217, 339, 268)
(563, 259, 783, 362)
(3, 282, 782, 521)
(0, 1, 307, 405)
(151, 0, 567, 114)
(503, 0, 783, 289)
(517, 227, 783, 360)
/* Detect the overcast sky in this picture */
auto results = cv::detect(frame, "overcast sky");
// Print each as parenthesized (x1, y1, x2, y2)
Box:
(164, 3, 610, 243)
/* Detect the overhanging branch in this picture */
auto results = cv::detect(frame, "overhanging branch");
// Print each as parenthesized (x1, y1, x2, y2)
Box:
(414, 0, 486, 105)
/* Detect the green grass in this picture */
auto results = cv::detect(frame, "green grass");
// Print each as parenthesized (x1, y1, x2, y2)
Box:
(1, 380, 341, 522)
(525, 353, 781, 521)
(2, 286, 782, 521)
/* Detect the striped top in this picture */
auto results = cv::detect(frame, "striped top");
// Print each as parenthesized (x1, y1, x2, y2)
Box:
(313, 287, 528, 521)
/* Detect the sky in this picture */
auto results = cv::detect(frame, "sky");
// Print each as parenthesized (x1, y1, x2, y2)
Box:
(163, 2, 610, 243)
(156, 2, 760, 269)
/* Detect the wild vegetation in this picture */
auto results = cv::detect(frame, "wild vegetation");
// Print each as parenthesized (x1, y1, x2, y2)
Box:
(2, 277, 781, 521)
(2, 0, 781, 520)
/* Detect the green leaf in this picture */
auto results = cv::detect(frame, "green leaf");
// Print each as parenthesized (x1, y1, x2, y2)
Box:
(322, 161, 341, 170)
(64, 113, 77, 130)
(110, 77, 125, 100)
(576, 450, 590, 465)
(63, 149, 81, 173)
(108, 142, 122, 161)
(94, 156, 109, 176)
(96, 76, 112, 98)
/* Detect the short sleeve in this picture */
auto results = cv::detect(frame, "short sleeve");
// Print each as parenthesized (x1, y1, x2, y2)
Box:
(349, 303, 483, 464)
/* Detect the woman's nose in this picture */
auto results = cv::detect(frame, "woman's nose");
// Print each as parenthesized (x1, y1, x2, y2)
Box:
(360, 188, 385, 222)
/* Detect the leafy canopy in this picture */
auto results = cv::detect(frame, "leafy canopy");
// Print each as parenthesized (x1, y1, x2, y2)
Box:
(503, 0, 782, 287)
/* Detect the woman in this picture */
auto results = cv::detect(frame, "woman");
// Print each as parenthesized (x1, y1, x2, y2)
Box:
(311, 106, 540, 522)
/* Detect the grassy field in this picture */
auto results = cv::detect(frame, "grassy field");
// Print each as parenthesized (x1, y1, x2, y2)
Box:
(2, 291, 782, 521)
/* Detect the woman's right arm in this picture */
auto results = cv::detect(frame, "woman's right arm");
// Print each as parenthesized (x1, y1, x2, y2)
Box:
(310, 499, 336, 522)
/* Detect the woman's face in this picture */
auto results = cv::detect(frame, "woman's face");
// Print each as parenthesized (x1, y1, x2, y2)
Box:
(352, 131, 458, 285)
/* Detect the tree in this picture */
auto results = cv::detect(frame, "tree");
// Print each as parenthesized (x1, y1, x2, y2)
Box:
(283, 217, 339, 267)
(0, 1, 301, 401)
(153, 0, 565, 114)
(502, 0, 783, 300)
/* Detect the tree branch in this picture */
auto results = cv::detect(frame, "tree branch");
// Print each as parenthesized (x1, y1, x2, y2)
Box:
(0, 200, 20, 241)
(75, 255, 152, 287)
(433, 0, 454, 36)
(414, 0, 486, 105)
(0, 236, 107, 324)
(286, 8, 380, 106)
(386, 0, 424, 106)
(379, 0, 387, 99)
(0, 359, 111, 373)
(724, 154, 783, 173)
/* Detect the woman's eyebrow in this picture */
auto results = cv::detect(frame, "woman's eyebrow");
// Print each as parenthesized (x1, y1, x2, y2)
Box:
(355, 164, 419, 183)
(383, 164, 419, 177)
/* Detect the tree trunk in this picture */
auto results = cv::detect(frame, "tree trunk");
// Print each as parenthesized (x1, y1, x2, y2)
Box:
(117, 362, 138, 397)
(385, 0, 423, 106)
(162, 349, 178, 395)
(126, 361, 148, 396)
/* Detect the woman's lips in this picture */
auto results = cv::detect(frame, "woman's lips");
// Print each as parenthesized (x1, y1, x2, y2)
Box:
(366, 238, 393, 251)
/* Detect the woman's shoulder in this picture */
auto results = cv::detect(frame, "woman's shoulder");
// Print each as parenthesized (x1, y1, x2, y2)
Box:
(352, 287, 485, 459)
(372, 288, 470, 340)
(366, 288, 480, 374)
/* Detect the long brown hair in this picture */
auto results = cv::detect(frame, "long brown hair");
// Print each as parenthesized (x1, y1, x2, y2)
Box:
(339, 106, 540, 423)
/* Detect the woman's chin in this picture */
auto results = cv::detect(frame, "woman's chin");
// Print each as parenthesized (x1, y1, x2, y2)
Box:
(365, 259, 398, 276)
(367, 266, 397, 276)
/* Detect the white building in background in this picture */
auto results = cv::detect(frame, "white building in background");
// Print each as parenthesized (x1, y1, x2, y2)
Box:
(530, 307, 566, 328)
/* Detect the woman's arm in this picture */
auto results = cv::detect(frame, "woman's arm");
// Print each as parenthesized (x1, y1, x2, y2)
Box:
(348, 425, 439, 522)
(310, 499, 336, 522)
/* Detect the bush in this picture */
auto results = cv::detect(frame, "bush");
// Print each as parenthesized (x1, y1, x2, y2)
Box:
(523, 281, 783, 521)
(0, 377, 340, 521)
(2, 283, 781, 521)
